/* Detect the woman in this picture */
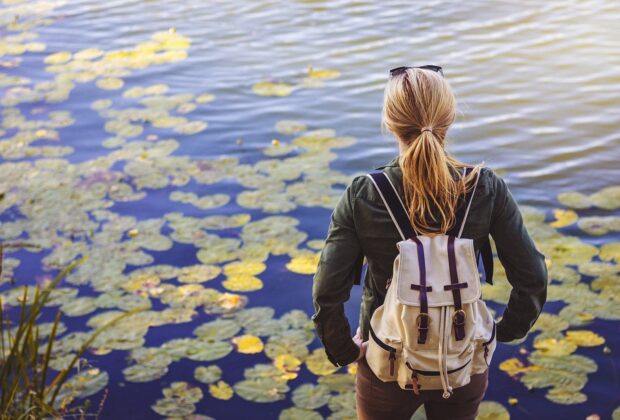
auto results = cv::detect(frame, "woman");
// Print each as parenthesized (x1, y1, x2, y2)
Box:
(311, 66, 548, 419)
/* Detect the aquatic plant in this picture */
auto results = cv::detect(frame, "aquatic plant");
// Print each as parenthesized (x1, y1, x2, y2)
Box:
(0, 248, 143, 419)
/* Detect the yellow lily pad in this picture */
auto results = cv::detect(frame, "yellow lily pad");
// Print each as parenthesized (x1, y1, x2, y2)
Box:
(232, 334, 264, 354)
(252, 81, 293, 97)
(273, 354, 302, 380)
(286, 252, 320, 275)
(499, 358, 542, 377)
(44, 51, 72, 64)
(222, 275, 263, 292)
(565, 330, 605, 347)
(209, 380, 234, 400)
(96, 77, 124, 90)
(476, 401, 510, 420)
(533, 338, 577, 357)
(196, 93, 216, 103)
(307, 67, 341, 80)
(549, 209, 578, 228)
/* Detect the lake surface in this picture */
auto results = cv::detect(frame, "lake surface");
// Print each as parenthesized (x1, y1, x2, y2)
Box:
(1, 0, 619, 419)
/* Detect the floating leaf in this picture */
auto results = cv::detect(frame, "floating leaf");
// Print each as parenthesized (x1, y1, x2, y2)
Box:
(306, 348, 339, 376)
(589, 186, 620, 210)
(565, 330, 605, 347)
(499, 358, 542, 377)
(279, 407, 322, 420)
(476, 401, 510, 420)
(209, 380, 234, 400)
(557, 192, 591, 209)
(194, 319, 241, 340)
(232, 334, 264, 354)
(275, 120, 307, 135)
(292, 383, 331, 410)
(307, 67, 341, 80)
(318, 374, 355, 393)
(286, 252, 320, 274)
(178, 264, 222, 283)
(234, 377, 289, 403)
(549, 209, 578, 228)
(196, 93, 216, 103)
(195, 365, 222, 384)
(533, 338, 577, 357)
(600, 243, 620, 263)
(273, 354, 302, 380)
(545, 388, 587, 404)
(44, 51, 72, 64)
(222, 275, 264, 292)
(252, 81, 293, 97)
(96, 77, 124, 90)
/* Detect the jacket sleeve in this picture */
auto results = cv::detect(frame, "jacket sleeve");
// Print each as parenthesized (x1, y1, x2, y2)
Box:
(489, 173, 548, 342)
(311, 178, 364, 367)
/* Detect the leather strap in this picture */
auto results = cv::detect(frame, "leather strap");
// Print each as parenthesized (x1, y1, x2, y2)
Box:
(446, 235, 467, 340)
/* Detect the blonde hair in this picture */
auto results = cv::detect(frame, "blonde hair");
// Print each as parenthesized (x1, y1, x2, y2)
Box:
(382, 68, 482, 235)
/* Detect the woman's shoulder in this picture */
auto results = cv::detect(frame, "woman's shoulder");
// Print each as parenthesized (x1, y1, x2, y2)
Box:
(347, 158, 503, 201)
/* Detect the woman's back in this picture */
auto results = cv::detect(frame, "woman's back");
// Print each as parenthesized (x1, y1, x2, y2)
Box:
(311, 66, 548, 420)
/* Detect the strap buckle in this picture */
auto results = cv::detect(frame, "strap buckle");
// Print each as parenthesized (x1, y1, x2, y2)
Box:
(452, 309, 466, 326)
(416, 313, 431, 329)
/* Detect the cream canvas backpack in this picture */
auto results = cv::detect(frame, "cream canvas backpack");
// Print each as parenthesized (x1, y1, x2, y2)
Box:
(364, 168, 497, 399)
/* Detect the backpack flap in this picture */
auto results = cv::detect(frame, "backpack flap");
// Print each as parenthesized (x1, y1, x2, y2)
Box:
(396, 236, 481, 307)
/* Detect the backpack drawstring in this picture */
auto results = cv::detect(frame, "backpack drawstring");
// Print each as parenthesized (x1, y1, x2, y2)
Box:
(438, 306, 453, 399)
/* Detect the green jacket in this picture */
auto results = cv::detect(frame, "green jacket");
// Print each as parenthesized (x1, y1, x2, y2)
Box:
(311, 156, 548, 367)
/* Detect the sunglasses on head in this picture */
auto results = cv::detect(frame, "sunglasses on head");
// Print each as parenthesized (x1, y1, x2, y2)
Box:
(389, 65, 444, 77)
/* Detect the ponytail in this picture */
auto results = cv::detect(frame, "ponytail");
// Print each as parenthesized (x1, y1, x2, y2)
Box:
(383, 68, 482, 235)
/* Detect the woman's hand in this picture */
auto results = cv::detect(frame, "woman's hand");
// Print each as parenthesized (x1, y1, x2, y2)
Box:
(353, 327, 368, 362)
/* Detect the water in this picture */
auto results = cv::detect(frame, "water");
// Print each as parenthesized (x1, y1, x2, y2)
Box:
(1, 0, 619, 419)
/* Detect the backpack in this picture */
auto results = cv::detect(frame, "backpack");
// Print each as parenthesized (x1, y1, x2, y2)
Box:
(364, 168, 497, 399)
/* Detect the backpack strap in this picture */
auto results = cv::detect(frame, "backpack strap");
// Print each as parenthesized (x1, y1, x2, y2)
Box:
(367, 171, 430, 344)
(366, 172, 416, 240)
(456, 168, 481, 238)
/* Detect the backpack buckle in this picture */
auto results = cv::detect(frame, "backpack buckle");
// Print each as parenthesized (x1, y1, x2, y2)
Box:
(416, 313, 431, 329)
(452, 309, 466, 326)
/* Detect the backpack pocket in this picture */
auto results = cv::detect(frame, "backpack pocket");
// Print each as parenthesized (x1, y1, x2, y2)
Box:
(366, 325, 402, 382)
(401, 344, 475, 392)
(472, 301, 497, 373)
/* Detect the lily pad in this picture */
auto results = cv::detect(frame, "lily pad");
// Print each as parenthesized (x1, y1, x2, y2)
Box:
(557, 192, 591, 209)
(234, 377, 290, 403)
(476, 401, 510, 420)
(292, 383, 332, 410)
(209, 380, 234, 400)
(195, 365, 223, 384)
(279, 407, 322, 420)
(252, 81, 293, 97)
(306, 348, 339, 376)
(232, 334, 264, 354)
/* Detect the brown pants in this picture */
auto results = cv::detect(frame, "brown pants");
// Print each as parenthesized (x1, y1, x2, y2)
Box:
(355, 356, 489, 420)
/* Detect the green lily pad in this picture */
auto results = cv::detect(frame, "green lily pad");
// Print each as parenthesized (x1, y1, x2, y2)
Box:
(545, 388, 587, 404)
(476, 401, 510, 420)
(194, 318, 241, 340)
(194, 365, 222, 384)
(292, 383, 332, 409)
(279, 407, 322, 420)
(234, 377, 289, 403)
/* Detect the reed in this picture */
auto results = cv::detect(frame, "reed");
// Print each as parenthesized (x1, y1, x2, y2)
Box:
(0, 244, 144, 419)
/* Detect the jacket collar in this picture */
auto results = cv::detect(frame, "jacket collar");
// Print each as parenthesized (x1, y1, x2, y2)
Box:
(374, 155, 400, 170)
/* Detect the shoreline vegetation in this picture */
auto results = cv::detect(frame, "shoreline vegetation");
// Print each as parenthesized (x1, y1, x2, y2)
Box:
(0, 245, 144, 419)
